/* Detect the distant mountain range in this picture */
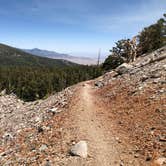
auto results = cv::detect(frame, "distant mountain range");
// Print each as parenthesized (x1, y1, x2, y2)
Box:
(0, 43, 76, 68)
(23, 48, 97, 65)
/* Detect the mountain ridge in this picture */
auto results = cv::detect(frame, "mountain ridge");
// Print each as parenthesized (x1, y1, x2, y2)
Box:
(0, 43, 77, 68)
(23, 48, 97, 65)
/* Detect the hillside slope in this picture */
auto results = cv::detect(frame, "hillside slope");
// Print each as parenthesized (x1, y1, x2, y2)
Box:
(0, 43, 77, 67)
(0, 46, 165, 165)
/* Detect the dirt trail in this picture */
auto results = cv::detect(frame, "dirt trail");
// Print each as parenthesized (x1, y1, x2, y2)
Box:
(66, 82, 144, 166)
(74, 83, 117, 166)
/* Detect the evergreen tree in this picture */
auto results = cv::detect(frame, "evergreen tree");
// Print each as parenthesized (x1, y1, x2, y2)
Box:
(138, 14, 166, 55)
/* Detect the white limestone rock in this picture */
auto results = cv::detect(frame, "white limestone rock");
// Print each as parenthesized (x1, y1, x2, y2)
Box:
(70, 141, 88, 158)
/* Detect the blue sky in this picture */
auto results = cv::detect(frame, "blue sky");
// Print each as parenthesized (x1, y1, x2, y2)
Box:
(0, 0, 165, 57)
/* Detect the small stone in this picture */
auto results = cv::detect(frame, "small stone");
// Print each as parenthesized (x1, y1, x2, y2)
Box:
(0, 152, 7, 157)
(48, 108, 58, 115)
(138, 86, 143, 90)
(70, 141, 88, 158)
(94, 81, 104, 88)
(155, 109, 162, 113)
(134, 153, 139, 158)
(150, 131, 154, 135)
(3, 133, 13, 142)
(158, 89, 165, 93)
(39, 144, 48, 151)
(159, 135, 166, 142)
(35, 116, 42, 123)
(45, 159, 51, 166)
(163, 64, 166, 69)
(153, 79, 160, 84)
(146, 156, 152, 161)
(37, 126, 44, 133)
(115, 137, 122, 143)
(0, 89, 6, 96)
(120, 160, 124, 166)
(48, 107, 61, 115)
(141, 75, 148, 82)
(150, 73, 161, 78)
(153, 157, 166, 165)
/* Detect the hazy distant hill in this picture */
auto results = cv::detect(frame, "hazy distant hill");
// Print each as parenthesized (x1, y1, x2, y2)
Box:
(0, 44, 76, 67)
(23, 48, 97, 65)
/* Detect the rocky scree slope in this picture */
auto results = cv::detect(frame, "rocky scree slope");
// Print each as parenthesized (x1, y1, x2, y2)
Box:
(0, 86, 76, 165)
(94, 46, 166, 165)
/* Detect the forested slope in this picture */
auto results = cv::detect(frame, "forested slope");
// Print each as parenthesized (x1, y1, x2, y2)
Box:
(0, 43, 102, 101)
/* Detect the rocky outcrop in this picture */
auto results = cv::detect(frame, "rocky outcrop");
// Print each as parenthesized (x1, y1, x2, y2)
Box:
(115, 63, 133, 74)
(95, 46, 166, 89)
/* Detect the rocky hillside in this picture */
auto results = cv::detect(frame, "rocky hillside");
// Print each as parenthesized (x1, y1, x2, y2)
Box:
(94, 46, 166, 165)
(0, 46, 165, 165)
(0, 85, 77, 165)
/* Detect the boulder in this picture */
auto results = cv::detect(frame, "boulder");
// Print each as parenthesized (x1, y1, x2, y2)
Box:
(70, 141, 88, 158)
(115, 63, 133, 74)
(94, 81, 104, 88)
(0, 89, 6, 96)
